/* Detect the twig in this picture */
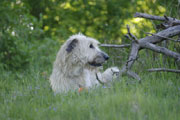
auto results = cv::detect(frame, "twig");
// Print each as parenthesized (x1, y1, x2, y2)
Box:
(124, 34, 134, 41)
(100, 44, 130, 48)
(126, 25, 139, 43)
(148, 68, 180, 73)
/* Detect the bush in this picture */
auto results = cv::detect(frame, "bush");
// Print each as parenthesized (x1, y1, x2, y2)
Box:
(0, 0, 44, 69)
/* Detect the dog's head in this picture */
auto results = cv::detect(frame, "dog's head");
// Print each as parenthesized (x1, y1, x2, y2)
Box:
(65, 33, 109, 67)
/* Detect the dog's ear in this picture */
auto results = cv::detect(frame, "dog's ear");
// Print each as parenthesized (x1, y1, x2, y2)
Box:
(66, 39, 78, 53)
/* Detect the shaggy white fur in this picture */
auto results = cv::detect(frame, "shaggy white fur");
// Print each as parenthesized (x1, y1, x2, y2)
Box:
(50, 33, 119, 93)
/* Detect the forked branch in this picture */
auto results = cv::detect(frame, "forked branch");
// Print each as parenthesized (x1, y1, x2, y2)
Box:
(102, 13, 180, 80)
(120, 13, 180, 80)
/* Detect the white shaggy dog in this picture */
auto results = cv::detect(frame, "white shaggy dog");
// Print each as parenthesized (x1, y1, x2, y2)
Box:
(50, 34, 119, 93)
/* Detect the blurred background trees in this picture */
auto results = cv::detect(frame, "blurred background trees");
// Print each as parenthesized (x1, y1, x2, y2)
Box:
(0, 0, 179, 70)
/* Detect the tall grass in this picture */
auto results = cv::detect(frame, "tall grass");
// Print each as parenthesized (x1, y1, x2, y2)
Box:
(0, 60, 179, 120)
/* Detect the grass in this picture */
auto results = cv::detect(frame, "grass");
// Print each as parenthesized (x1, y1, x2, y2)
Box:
(0, 65, 180, 120)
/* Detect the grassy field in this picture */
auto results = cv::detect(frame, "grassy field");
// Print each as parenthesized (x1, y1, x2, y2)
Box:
(0, 65, 180, 120)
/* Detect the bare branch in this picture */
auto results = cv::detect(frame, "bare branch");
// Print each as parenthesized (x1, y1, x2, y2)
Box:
(119, 67, 141, 81)
(100, 44, 130, 48)
(126, 25, 139, 43)
(145, 32, 178, 42)
(164, 15, 169, 21)
(117, 14, 180, 80)
(148, 68, 180, 73)
(119, 42, 141, 80)
(141, 25, 180, 44)
(134, 12, 180, 24)
(119, 25, 180, 80)
(127, 71, 141, 81)
(124, 34, 134, 41)
(140, 42, 180, 60)
(134, 12, 168, 21)
(126, 43, 140, 70)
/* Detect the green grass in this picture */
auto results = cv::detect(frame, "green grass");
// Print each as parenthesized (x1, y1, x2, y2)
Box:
(0, 66, 180, 120)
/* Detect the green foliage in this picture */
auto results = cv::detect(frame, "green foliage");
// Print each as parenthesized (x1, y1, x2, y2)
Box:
(41, 0, 167, 41)
(0, 0, 44, 69)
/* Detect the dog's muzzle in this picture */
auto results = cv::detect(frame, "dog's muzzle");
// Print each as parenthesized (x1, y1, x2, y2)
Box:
(101, 52, 109, 60)
(88, 52, 109, 67)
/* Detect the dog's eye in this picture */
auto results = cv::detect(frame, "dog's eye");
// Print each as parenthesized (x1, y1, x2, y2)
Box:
(89, 44, 94, 49)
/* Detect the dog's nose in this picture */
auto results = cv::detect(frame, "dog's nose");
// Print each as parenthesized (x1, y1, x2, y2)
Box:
(104, 54, 109, 60)
(101, 52, 109, 60)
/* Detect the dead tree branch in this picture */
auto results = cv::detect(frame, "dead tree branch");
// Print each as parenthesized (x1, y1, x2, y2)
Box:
(141, 25, 180, 44)
(135, 12, 180, 29)
(101, 13, 180, 80)
(148, 68, 180, 73)
(145, 32, 178, 41)
(141, 42, 180, 60)
(140, 42, 180, 60)
(116, 25, 141, 81)
(118, 13, 180, 80)
(134, 12, 180, 25)
(121, 25, 180, 79)
(100, 44, 130, 48)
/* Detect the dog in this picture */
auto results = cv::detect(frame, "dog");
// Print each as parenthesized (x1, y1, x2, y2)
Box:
(50, 33, 119, 93)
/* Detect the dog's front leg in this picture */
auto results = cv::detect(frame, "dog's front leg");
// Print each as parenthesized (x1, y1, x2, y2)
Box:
(97, 67, 120, 84)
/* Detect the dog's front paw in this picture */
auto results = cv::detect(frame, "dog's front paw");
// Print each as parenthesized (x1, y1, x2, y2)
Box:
(101, 67, 120, 83)
(110, 67, 120, 75)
